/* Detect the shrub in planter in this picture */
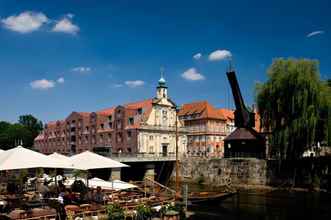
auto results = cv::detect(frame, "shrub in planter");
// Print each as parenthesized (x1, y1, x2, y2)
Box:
(106, 203, 124, 220)
(135, 203, 152, 220)
(312, 174, 321, 190)
(160, 203, 186, 220)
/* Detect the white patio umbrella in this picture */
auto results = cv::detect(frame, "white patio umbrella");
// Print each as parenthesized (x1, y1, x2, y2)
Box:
(0, 146, 74, 171)
(47, 152, 75, 186)
(69, 151, 129, 188)
(64, 177, 137, 191)
(48, 152, 72, 163)
(69, 151, 129, 170)
(89, 177, 137, 190)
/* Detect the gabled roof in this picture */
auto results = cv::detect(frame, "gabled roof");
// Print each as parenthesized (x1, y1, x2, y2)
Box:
(97, 107, 115, 116)
(78, 112, 90, 117)
(224, 127, 264, 141)
(178, 101, 225, 120)
(218, 108, 235, 121)
(124, 99, 153, 110)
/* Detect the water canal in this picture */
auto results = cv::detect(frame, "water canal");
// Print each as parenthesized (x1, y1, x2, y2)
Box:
(188, 190, 331, 220)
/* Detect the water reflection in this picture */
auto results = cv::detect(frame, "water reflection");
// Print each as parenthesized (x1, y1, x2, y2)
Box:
(188, 191, 331, 220)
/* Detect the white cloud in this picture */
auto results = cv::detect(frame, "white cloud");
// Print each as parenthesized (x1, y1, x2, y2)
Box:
(193, 53, 202, 60)
(57, 77, 64, 83)
(71, 66, 91, 74)
(52, 16, 79, 34)
(181, 68, 205, 81)
(30, 79, 55, 90)
(306, 30, 324, 38)
(125, 80, 145, 88)
(208, 49, 232, 61)
(1, 11, 48, 33)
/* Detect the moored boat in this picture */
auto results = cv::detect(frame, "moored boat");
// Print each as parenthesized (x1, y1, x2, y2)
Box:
(187, 191, 236, 205)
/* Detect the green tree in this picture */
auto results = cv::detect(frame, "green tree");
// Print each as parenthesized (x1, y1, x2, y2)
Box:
(318, 80, 331, 146)
(18, 114, 43, 137)
(0, 115, 43, 149)
(256, 58, 326, 160)
(0, 123, 33, 149)
(0, 121, 10, 132)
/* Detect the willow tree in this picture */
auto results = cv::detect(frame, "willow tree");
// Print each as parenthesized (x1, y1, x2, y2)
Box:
(256, 58, 325, 160)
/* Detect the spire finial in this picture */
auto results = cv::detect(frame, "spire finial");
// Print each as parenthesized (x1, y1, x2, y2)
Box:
(160, 66, 164, 79)
(158, 66, 166, 85)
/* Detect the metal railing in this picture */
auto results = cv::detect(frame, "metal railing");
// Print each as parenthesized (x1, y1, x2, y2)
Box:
(110, 152, 177, 162)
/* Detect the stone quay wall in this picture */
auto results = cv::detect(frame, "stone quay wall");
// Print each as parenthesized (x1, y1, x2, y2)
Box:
(176, 156, 331, 190)
(179, 157, 268, 186)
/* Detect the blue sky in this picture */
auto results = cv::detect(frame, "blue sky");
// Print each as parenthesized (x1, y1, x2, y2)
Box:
(0, 0, 330, 123)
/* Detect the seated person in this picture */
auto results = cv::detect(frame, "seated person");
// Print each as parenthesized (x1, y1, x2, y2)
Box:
(83, 189, 94, 203)
(93, 187, 105, 204)
(39, 182, 50, 198)
(63, 189, 76, 205)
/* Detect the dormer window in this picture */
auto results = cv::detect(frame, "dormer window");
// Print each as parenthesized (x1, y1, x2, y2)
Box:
(137, 108, 143, 115)
(128, 117, 134, 125)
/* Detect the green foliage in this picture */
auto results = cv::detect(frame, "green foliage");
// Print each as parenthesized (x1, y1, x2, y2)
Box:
(312, 174, 321, 189)
(0, 123, 33, 149)
(18, 169, 28, 185)
(106, 203, 124, 220)
(197, 175, 205, 185)
(256, 58, 330, 159)
(328, 106, 331, 146)
(135, 203, 152, 220)
(73, 169, 88, 179)
(49, 169, 57, 178)
(71, 180, 87, 194)
(160, 203, 186, 220)
(0, 114, 43, 149)
(36, 168, 44, 178)
(18, 114, 43, 137)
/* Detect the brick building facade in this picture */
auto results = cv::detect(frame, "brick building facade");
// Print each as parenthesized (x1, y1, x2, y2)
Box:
(178, 101, 228, 157)
(34, 77, 187, 156)
(178, 101, 260, 158)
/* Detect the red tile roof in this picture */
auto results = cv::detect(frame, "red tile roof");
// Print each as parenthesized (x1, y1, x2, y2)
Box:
(124, 99, 153, 110)
(218, 108, 235, 121)
(97, 107, 115, 116)
(218, 108, 262, 132)
(178, 101, 225, 120)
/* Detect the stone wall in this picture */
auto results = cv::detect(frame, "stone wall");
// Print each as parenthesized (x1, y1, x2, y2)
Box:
(177, 156, 331, 190)
(179, 157, 267, 186)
